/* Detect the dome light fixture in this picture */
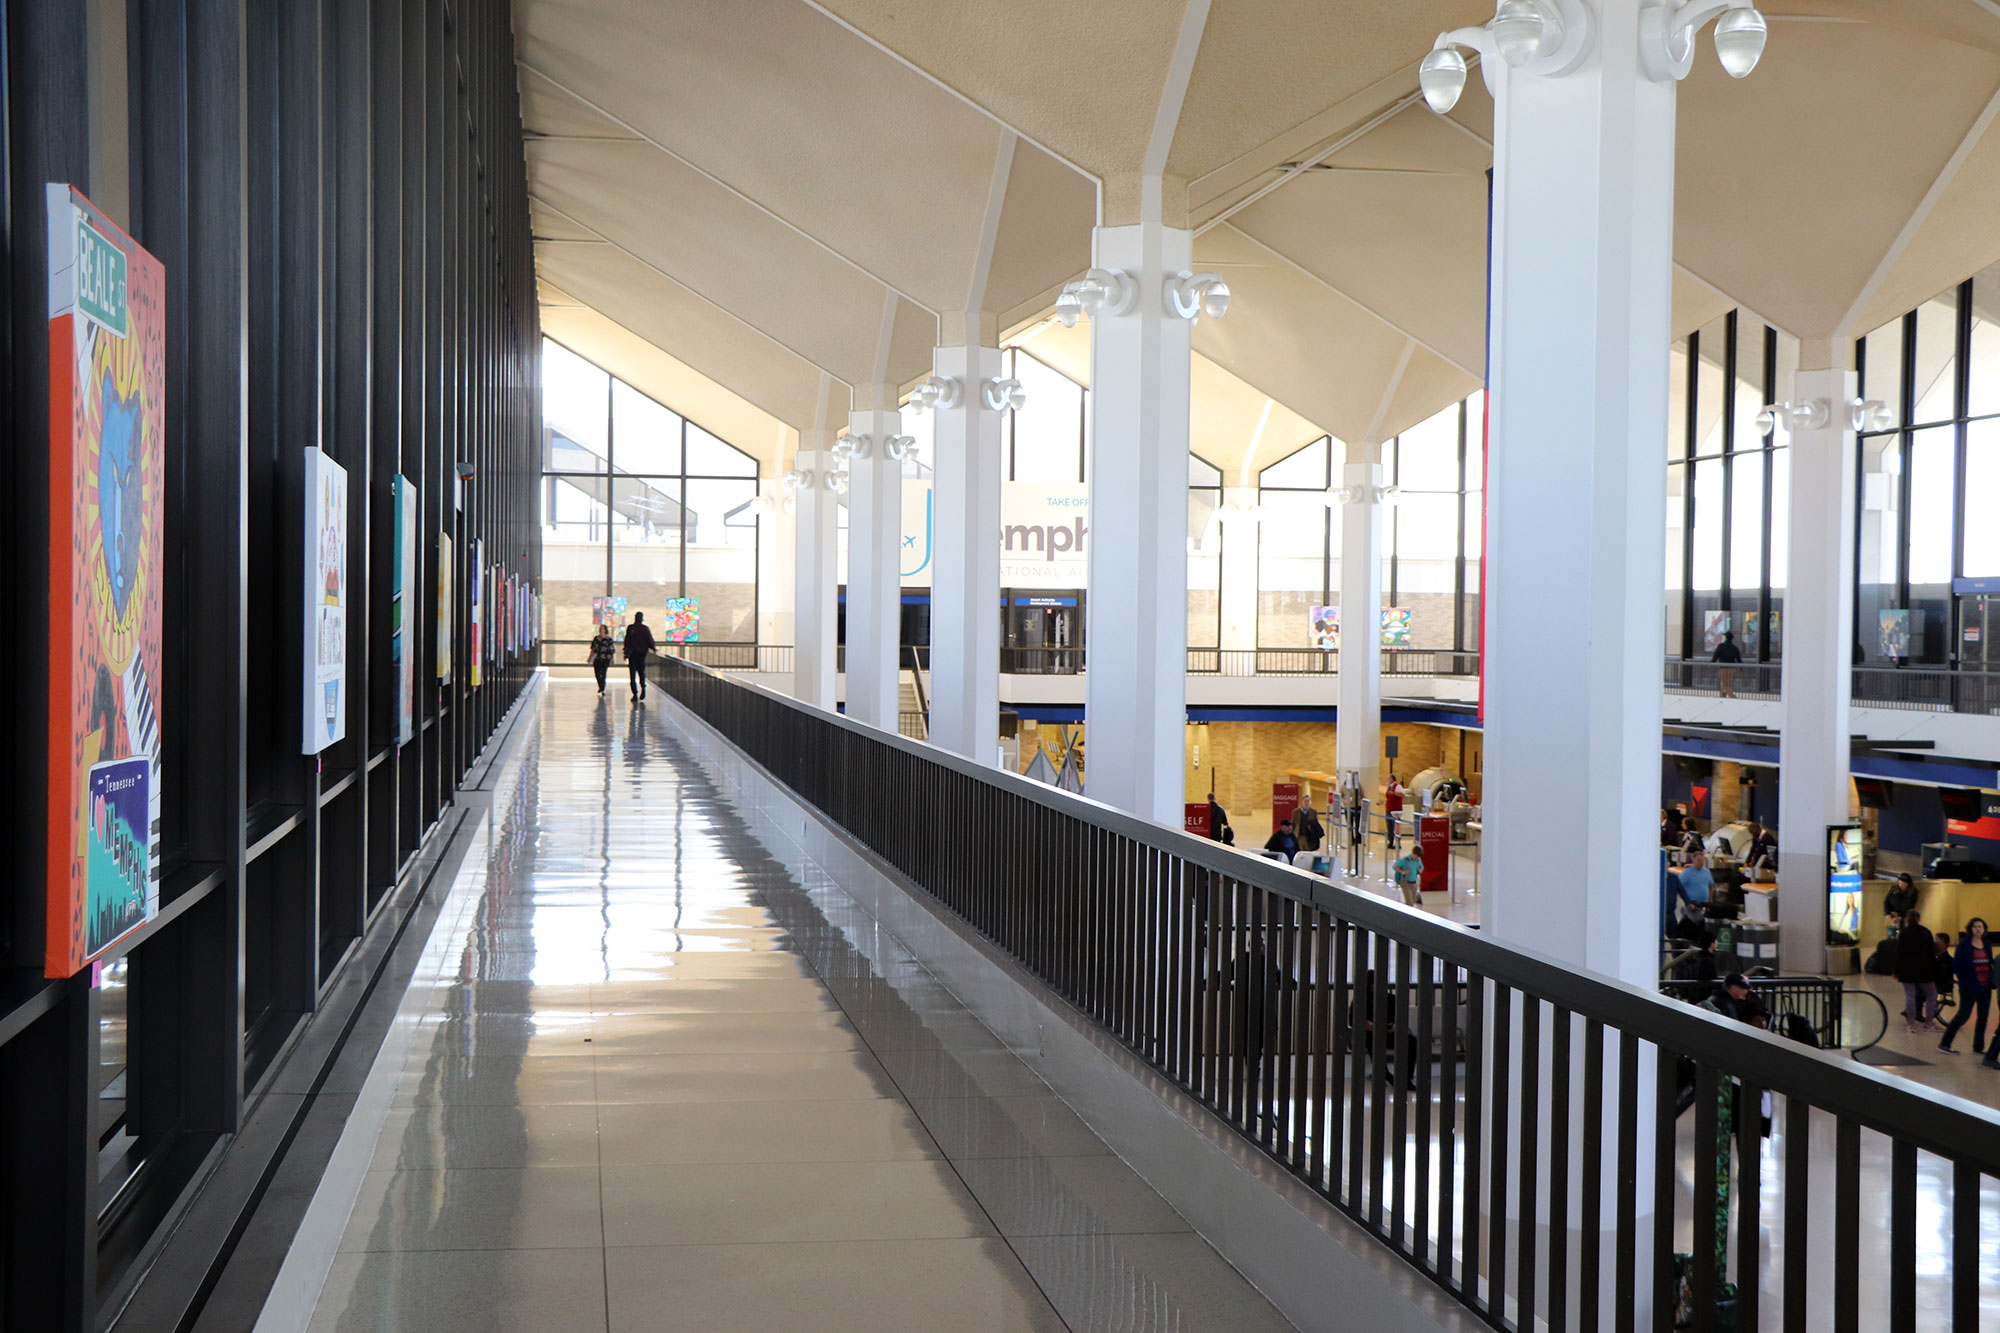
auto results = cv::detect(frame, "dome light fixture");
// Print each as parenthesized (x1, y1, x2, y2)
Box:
(1639, 0, 1769, 83)
(1419, 46, 1469, 114)
(1849, 398, 1895, 434)
(1164, 272, 1231, 322)
(883, 434, 917, 463)
(981, 377, 1028, 413)
(1054, 288, 1084, 329)
(832, 433, 874, 462)
(1711, 6, 1767, 78)
(1074, 267, 1138, 319)
(1755, 400, 1830, 438)
(1490, 0, 1549, 67)
(825, 469, 849, 495)
(910, 375, 962, 412)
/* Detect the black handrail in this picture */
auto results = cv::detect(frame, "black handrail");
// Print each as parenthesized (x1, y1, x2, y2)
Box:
(658, 655, 2000, 1331)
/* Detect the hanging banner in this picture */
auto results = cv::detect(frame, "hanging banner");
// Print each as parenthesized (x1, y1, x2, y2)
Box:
(393, 476, 416, 745)
(302, 446, 348, 753)
(1184, 803, 1211, 838)
(45, 185, 167, 977)
(437, 532, 453, 683)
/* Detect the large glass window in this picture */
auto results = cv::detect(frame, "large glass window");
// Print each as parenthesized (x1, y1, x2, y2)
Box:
(1189, 454, 1222, 648)
(1386, 400, 1464, 650)
(539, 338, 762, 658)
(1257, 437, 1336, 649)
(1665, 312, 1790, 662)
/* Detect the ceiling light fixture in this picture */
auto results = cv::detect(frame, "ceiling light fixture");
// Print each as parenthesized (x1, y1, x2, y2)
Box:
(1419, 46, 1471, 114)
(833, 433, 873, 462)
(1754, 400, 1830, 437)
(910, 376, 963, 412)
(883, 434, 917, 463)
(1490, 0, 1552, 67)
(1054, 288, 1084, 329)
(826, 470, 849, 495)
(1849, 398, 1894, 433)
(981, 377, 1028, 412)
(1164, 272, 1231, 322)
(1639, 0, 1768, 82)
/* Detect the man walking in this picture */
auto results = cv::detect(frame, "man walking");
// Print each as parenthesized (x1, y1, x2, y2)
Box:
(1392, 845, 1424, 907)
(624, 611, 656, 701)
(1713, 630, 1743, 698)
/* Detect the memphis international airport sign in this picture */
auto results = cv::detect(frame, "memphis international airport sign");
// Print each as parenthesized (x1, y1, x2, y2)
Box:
(45, 185, 166, 977)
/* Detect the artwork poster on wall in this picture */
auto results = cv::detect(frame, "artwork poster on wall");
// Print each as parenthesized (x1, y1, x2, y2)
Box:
(469, 541, 483, 688)
(302, 446, 348, 753)
(1308, 604, 1337, 651)
(1702, 609, 1732, 654)
(45, 185, 167, 977)
(437, 532, 453, 683)
(663, 597, 701, 643)
(1379, 607, 1412, 648)
(393, 475, 416, 745)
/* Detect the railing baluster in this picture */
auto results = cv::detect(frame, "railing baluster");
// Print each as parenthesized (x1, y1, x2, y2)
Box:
(1487, 985, 1511, 1323)
(1461, 974, 1485, 1302)
(1836, 1118, 1860, 1332)
(1548, 1006, 1571, 1332)
(1255, 885, 1275, 1149)
(1952, 1159, 1978, 1333)
(1414, 946, 1435, 1272)
(1391, 941, 1413, 1253)
(1890, 1138, 1916, 1333)
(1439, 960, 1460, 1288)
(1614, 1032, 1638, 1332)
(1517, 995, 1541, 1333)
(1275, 895, 1297, 1161)
(1369, 932, 1391, 1229)
(1348, 925, 1368, 1212)
(1310, 911, 1333, 1194)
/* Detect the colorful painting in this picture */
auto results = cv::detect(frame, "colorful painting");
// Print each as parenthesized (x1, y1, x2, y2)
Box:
(469, 542, 483, 688)
(1703, 609, 1732, 654)
(1379, 607, 1412, 648)
(437, 532, 453, 683)
(46, 185, 166, 976)
(303, 446, 348, 753)
(1309, 604, 1338, 651)
(1880, 608, 1911, 658)
(393, 476, 416, 745)
(663, 597, 701, 643)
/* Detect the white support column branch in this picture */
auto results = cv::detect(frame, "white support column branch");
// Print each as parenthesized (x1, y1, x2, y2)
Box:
(792, 434, 837, 709)
(1778, 365, 1858, 971)
(1084, 222, 1194, 824)
(930, 344, 1004, 762)
(1336, 453, 1385, 808)
(846, 401, 903, 730)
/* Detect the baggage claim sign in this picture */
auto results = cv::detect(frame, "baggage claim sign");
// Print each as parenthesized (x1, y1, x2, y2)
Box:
(899, 482, 1089, 590)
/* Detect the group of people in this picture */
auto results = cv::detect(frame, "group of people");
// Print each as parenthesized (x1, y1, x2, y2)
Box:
(1883, 885, 2000, 1065)
(589, 614, 656, 700)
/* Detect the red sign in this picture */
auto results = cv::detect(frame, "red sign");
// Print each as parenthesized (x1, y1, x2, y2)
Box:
(1185, 803, 1211, 838)
(1272, 783, 1301, 836)
(1419, 815, 1450, 893)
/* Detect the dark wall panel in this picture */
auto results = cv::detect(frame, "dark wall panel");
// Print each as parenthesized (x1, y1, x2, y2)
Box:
(0, 0, 543, 1324)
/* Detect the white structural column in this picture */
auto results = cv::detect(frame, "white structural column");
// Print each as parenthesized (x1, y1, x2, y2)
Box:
(759, 468, 794, 653)
(1336, 453, 1385, 804)
(846, 398, 904, 730)
(1777, 364, 1859, 971)
(1481, 10, 1674, 985)
(1084, 222, 1195, 823)
(930, 345, 1005, 761)
(791, 434, 837, 708)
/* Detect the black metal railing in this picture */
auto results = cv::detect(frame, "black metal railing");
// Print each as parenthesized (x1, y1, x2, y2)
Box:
(658, 655, 2000, 1333)
(1663, 656, 1782, 701)
(1852, 665, 2000, 715)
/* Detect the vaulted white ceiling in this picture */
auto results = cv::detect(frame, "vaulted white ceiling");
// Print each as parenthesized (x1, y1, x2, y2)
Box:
(513, 0, 2000, 474)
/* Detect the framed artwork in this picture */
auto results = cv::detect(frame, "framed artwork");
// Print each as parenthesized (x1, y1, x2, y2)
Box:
(302, 446, 348, 753)
(1702, 609, 1732, 653)
(393, 476, 416, 745)
(45, 185, 167, 976)
(1879, 609, 1911, 658)
(437, 532, 453, 683)
(663, 597, 700, 642)
(1379, 607, 1412, 647)
(1309, 604, 1338, 651)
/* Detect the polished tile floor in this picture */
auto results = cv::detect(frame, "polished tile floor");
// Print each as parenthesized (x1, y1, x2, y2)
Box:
(302, 684, 1293, 1332)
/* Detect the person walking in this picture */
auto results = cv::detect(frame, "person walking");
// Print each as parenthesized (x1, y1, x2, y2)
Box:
(589, 623, 616, 696)
(1941, 918, 1993, 1054)
(623, 611, 656, 701)
(1713, 630, 1743, 697)
(1206, 792, 1230, 843)
(1391, 844, 1424, 907)
(1383, 774, 1406, 849)
(1264, 819, 1299, 860)
(1895, 908, 1943, 1033)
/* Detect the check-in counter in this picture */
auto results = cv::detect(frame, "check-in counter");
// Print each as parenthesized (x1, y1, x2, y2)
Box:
(1855, 878, 2000, 951)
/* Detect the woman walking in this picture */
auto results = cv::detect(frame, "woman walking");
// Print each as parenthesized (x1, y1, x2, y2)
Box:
(1942, 918, 1995, 1054)
(1896, 909, 1943, 1034)
(589, 623, 616, 696)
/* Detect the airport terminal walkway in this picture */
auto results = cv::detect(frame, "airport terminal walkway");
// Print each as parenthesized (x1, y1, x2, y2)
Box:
(284, 683, 1291, 1331)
